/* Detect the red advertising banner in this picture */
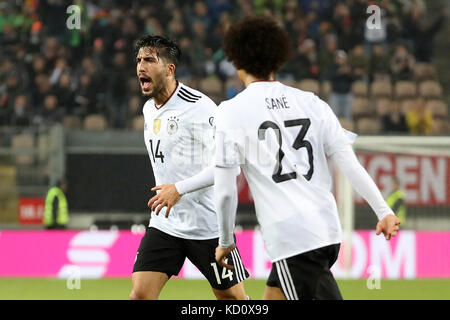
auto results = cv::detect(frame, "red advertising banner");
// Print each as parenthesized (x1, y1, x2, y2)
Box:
(237, 153, 450, 206)
(18, 198, 45, 224)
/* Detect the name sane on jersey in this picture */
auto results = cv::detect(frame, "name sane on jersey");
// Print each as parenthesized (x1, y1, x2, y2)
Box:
(265, 96, 290, 110)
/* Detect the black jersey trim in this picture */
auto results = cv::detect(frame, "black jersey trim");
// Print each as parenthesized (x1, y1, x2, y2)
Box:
(177, 93, 197, 103)
(178, 90, 200, 102)
(179, 87, 202, 99)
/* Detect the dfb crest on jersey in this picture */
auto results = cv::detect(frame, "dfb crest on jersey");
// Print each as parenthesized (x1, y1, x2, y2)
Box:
(167, 116, 179, 135)
(153, 119, 161, 134)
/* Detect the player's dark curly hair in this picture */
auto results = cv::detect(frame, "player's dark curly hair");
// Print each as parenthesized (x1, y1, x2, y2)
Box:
(223, 16, 291, 79)
(134, 35, 181, 67)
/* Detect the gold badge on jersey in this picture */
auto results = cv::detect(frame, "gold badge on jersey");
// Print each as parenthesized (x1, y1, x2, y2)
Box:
(153, 119, 161, 134)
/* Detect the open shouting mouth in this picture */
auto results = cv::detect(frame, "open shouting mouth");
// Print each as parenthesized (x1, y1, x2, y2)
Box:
(139, 74, 152, 91)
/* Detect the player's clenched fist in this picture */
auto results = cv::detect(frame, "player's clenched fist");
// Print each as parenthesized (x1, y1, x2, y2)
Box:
(376, 214, 401, 240)
(148, 184, 181, 218)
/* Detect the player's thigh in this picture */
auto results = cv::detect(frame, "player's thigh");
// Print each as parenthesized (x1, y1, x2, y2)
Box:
(212, 281, 247, 300)
(130, 271, 168, 300)
(133, 227, 186, 275)
(186, 237, 249, 297)
(263, 285, 286, 300)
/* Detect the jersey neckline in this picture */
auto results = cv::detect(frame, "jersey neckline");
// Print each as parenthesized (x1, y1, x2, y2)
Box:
(154, 80, 180, 110)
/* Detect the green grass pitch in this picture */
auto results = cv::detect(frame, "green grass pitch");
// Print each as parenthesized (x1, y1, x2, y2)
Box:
(0, 278, 449, 300)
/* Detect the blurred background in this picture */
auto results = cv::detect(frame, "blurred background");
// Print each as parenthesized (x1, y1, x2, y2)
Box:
(0, 0, 449, 295)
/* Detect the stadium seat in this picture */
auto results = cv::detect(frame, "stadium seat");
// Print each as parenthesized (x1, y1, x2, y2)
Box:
(356, 117, 381, 134)
(297, 79, 320, 95)
(352, 98, 372, 118)
(394, 81, 417, 99)
(375, 98, 392, 116)
(418, 80, 443, 100)
(370, 80, 392, 98)
(83, 114, 108, 130)
(131, 115, 145, 131)
(62, 115, 82, 129)
(11, 134, 34, 166)
(352, 80, 369, 97)
(338, 118, 354, 131)
(399, 99, 416, 114)
(426, 100, 448, 119)
(280, 79, 298, 88)
(414, 63, 438, 81)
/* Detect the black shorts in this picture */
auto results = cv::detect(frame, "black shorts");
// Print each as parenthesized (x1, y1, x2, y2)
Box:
(133, 227, 249, 290)
(267, 244, 342, 300)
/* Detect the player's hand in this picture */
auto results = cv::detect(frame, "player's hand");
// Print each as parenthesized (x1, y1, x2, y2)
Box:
(148, 184, 181, 218)
(376, 214, 401, 240)
(215, 243, 236, 270)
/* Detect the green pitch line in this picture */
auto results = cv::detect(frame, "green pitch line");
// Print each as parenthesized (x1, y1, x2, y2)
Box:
(0, 278, 449, 300)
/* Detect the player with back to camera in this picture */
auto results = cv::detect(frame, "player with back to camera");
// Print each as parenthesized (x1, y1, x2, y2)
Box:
(129, 35, 250, 300)
(210, 17, 401, 300)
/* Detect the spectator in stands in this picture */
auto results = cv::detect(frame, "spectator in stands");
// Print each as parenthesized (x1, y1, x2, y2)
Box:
(283, 39, 319, 80)
(74, 73, 98, 118)
(327, 50, 355, 121)
(106, 52, 129, 128)
(30, 54, 48, 80)
(54, 72, 75, 114)
(0, 0, 447, 133)
(318, 34, 338, 78)
(348, 44, 369, 81)
(32, 74, 53, 111)
(37, 94, 63, 126)
(406, 99, 433, 135)
(391, 44, 415, 82)
(127, 95, 143, 127)
(10, 94, 31, 127)
(403, 3, 448, 62)
(1, 70, 24, 110)
(369, 44, 391, 81)
(381, 102, 408, 134)
(332, 2, 358, 51)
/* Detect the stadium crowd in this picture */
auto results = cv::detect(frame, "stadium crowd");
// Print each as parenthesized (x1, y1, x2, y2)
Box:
(0, 0, 448, 134)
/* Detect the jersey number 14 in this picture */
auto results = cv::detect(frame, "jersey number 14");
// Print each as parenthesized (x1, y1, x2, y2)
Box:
(149, 139, 165, 163)
(258, 118, 314, 183)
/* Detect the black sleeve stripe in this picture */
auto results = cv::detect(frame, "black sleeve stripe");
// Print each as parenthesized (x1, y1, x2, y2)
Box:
(177, 93, 197, 103)
(180, 87, 202, 99)
(178, 90, 200, 102)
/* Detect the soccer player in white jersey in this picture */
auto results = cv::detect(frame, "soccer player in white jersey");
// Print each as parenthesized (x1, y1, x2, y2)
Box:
(212, 17, 401, 300)
(129, 35, 249, 300)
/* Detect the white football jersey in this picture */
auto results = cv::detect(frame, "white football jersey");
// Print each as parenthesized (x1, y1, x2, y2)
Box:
(143, 82, 218, 239)
(214, 81, 356, 262)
